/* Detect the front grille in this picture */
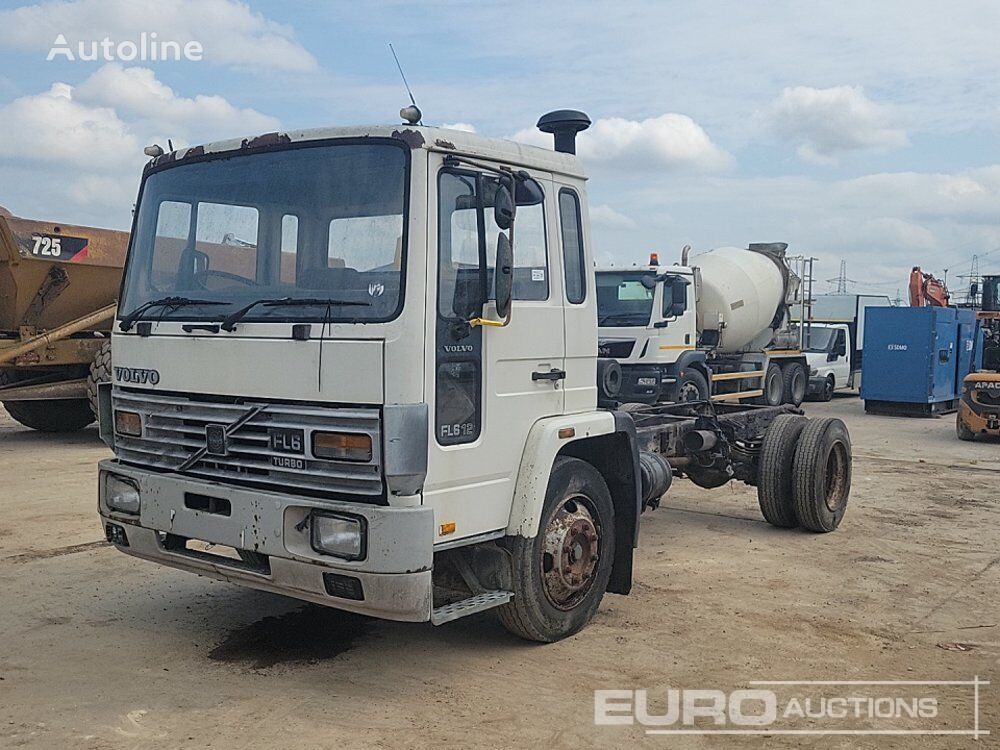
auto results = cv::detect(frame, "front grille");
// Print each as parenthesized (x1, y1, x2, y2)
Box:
(974, 389, 1000, 407)
(113, 390, 383, 498)
(598, 338, 636, 358)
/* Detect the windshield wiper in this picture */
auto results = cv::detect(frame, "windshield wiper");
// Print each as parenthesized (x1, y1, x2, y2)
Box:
(119, 297, 227, 332)
(221, 296, 372, 331)
(598, 314, 646, 326)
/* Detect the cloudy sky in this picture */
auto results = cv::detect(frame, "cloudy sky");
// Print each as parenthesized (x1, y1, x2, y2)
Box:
(1, 0, 998, 297)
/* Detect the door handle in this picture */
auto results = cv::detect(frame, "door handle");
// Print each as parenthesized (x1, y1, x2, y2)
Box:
(532, 368, 567, 382)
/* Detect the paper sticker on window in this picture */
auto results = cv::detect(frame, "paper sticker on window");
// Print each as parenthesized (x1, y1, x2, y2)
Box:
(531, 268, 545, 282)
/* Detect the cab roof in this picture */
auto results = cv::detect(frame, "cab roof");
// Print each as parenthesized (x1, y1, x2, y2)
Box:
(147, 124, 587, 180)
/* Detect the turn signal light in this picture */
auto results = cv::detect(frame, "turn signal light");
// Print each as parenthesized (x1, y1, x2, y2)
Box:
(114, 410, 142, 436)
(312, 431, 373, 462)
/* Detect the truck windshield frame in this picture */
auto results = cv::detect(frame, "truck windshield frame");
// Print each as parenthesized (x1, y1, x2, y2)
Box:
(597, 271, 656, 327)
(803, 326, 837, 352)
(120, 138, 411, 325)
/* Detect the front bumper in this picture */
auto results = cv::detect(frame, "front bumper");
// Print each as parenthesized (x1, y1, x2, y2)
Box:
(959, 396, 1000, 435)
(98, 460, 435, 621)
(807, 376, 826, 395)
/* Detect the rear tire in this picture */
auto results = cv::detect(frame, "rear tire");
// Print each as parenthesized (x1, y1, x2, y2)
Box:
(792, 418, 851, 532)
(3, 397, 95, 432)
(782, 362, 807, 406)
(956, 415, 976, 441)
(497, 457, 615, 642)
(757, 414, 809, 527)
(87, 340, 112, 418)
(756, 363, 784, 406)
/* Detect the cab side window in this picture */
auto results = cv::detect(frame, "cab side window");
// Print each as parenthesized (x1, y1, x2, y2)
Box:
(558, 189, 586, 304)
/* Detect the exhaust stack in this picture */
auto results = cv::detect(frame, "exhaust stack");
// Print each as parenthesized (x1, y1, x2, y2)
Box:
(536, 110, 591, 154)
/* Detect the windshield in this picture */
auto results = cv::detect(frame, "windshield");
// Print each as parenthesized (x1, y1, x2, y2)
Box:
(804, 327, 836, 352)
(596, 272, 655, 327)
(120, 140, 409, 324)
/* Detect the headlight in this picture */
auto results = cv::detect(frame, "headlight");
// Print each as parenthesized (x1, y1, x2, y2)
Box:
(310, 512, 366, 560)
(312, 431, 373, 462)
(809, 367, 818, 376)
(114, 409, 142, 436)
(105, 475, 140, 515)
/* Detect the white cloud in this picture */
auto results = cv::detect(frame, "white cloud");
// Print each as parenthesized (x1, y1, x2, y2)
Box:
(763, 85, 908, 163)
(589, 204, 635, 229)
(0, 81, 139, 168)
(441, 122, 476, 133)
(0, 64, 283, 222)
(76, 64, 279, 137)
(0, 0, 316, 71)
(511, 113, 731, 172)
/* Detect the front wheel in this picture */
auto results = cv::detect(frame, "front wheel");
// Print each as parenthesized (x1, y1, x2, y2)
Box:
(818, 376, 835, 402)
(675, 370, 709, 403)
(497, 457, 616, 642)
(956, 415, 976, 442)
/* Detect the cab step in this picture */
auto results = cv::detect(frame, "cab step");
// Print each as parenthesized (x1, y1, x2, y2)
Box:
(431, 590, 513, 625)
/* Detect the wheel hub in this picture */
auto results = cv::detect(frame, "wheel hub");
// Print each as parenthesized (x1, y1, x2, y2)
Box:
(541, 498, 600, 610)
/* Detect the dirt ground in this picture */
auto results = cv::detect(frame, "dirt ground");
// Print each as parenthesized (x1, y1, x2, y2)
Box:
(1, 395, 996, 749)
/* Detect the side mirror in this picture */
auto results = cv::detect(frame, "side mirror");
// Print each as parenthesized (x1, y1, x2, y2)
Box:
(827, 351, 839, 362)
(640, 275, 657, 290)
(494, 184, 514, 230)
(494, 233, 513, 318)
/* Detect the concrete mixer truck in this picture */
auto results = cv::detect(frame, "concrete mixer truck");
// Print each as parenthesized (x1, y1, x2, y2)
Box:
(596, 243, 809, 406)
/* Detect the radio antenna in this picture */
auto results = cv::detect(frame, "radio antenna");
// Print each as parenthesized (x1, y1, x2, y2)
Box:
(389, 43, 422, 125)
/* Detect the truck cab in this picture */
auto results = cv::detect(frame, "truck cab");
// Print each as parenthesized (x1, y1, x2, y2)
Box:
(804, 323, 852, 401)
(596, 261, 701, 403)
(96, 112, 653, 642)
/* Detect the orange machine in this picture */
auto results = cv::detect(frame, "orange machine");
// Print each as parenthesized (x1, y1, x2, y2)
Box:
(957, 274, 1000, 440)
(909, 266, 951, 307)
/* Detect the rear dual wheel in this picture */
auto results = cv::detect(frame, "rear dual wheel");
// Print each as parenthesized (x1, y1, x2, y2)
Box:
(756, 416, 851, 532)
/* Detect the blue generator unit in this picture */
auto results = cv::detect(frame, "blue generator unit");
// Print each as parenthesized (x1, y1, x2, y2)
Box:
(861, 306, 979, 416)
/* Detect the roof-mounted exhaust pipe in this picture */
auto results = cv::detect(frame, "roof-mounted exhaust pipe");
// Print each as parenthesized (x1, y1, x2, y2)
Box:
(536, 110, 591, 154)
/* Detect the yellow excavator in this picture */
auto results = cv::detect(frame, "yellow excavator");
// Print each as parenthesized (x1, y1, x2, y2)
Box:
(957, 275, 1000, 440)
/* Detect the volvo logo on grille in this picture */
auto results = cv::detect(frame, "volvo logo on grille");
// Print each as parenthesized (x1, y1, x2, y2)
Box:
(114, 366, 160, 385)
(205, 424, 228, 456)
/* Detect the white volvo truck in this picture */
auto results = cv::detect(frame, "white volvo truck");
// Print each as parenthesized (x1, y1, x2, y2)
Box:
(97, 111, 852, 642)
(596, 245, 809, 407)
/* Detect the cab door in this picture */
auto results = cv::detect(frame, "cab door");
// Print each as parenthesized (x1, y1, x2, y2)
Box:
(424, 161, 565, 544)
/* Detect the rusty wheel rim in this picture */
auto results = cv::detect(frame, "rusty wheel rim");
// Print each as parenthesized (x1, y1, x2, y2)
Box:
(678, 381, 702, 402)
(824, 441, 850, 513)
(541, 496, 601, 611)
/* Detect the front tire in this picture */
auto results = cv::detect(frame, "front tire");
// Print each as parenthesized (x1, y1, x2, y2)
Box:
(675, 370, 709, 403)
(497, 457, 615, 642)
(819, 376, 835, 402)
